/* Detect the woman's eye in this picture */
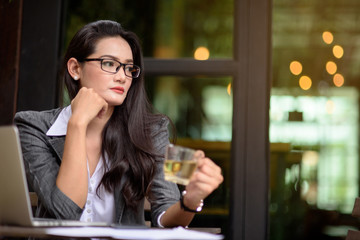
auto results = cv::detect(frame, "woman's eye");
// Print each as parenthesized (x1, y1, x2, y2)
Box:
(103, 60, 115, 67)
(125, 66, 135, 72)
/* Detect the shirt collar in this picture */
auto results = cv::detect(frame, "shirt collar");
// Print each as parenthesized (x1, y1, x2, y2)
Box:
(46, 105, 72, 136)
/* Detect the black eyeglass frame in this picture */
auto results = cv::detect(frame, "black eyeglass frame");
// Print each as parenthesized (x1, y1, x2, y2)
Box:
(80, 58, 141, 78)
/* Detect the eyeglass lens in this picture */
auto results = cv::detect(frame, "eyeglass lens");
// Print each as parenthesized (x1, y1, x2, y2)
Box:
(101, 59, 140, 78)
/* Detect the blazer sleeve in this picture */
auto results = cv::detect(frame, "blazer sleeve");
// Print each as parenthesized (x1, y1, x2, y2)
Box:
(148, 117, 181, 226)
(14, 110, 83, 220)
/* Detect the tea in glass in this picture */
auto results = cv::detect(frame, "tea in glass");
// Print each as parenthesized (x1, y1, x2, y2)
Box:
(164, 144, 198, 185)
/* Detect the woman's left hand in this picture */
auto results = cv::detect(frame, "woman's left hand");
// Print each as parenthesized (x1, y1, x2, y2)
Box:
(183, 151, 224, 208)
(160, 151, 223, 227)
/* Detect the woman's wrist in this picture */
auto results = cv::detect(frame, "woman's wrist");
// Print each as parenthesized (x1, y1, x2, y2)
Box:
(180, 190, 204, 213)
(68, 115, 89, 130)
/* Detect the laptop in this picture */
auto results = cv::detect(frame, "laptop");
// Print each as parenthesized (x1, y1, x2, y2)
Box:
(0, 125, 109, 227)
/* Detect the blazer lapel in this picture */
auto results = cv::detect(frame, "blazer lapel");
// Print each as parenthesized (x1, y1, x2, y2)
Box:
(48, 137, 65, 160)
(47, 108, 66, 161)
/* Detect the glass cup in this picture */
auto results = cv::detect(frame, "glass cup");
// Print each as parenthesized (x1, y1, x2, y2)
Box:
(163, 144, 198, 185)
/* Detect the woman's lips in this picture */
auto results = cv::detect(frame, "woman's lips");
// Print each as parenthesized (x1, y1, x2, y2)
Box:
(110, 87, 124, 94)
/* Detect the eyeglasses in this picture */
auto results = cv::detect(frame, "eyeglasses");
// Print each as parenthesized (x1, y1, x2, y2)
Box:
(81, 58, 141, 78)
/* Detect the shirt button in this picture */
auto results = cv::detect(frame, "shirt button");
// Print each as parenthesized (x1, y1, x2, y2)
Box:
(87, 200, 91, 205)
(87, 218, 91, 222)
(89, 187, 92, 192)
(90, 180, 94, 185)
(87, 209, 91, 213)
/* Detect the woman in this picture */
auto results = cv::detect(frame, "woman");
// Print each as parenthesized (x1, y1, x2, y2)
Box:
(14, 20, 223, 227)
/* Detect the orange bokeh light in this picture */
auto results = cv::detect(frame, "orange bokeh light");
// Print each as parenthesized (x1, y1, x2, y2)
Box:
(333, 73, 344, 87)
(290, 61, 303, 75)
(299, 76, 312, 90)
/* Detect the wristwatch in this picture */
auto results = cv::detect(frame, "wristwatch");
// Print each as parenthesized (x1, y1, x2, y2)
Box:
(180, 190, 204, 213)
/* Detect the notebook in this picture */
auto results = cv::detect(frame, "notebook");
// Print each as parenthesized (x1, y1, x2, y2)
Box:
(0, 125, 109, 227)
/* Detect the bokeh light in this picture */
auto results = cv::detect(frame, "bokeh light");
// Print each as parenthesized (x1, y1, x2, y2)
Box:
(333, 45, 344, 59)
(227, 83, 232, 96)
(194, 46, 210, 60)
(299, 76, 312, 90)
(326, 61, 337, 75)
(333, 73, 344, 87)
(322, 31, 334, 44)
(326, 100, 335, 114)
(290, 61, 303, 75)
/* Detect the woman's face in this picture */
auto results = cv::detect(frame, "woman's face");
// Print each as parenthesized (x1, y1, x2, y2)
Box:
(78, 36, 134, 107)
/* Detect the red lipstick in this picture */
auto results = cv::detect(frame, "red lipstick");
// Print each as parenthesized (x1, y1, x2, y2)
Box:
(111, 86, 124, 94)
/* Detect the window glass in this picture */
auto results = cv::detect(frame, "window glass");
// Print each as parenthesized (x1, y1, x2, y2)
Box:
(149, 76, 232, 141)
(63, 0, 233, 59)
(147, 76, 232, 231)
(271, 0, 360, 239)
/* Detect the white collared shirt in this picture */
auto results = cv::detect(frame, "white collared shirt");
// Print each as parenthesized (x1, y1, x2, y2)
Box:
(47, 106, 115, 224)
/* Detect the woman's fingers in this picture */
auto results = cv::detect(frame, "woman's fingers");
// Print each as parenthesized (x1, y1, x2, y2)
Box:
(197, 158, 223, 181)
(192, 165, 223, 189)
(193, 150, 205, 159)
(185, 156, 224, 201)
(71, 87, 108, 123)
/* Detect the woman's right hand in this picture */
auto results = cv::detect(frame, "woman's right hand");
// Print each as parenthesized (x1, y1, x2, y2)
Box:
(70, 87, 108, 126)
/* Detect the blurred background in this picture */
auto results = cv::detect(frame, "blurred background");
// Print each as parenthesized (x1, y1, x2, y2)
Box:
(271, 1, 360, 239)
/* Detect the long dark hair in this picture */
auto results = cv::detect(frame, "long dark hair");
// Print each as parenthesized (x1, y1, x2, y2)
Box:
(63, 20, 166, 210)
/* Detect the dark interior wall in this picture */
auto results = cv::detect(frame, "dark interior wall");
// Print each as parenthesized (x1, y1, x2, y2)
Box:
(0, 0, 23, 125)
(17, 0, 63, 112)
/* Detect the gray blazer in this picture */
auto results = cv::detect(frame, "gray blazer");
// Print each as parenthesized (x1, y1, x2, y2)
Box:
(14, 108, 180, 226)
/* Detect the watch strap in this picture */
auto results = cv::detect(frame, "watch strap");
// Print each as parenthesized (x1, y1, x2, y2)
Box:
(180, 190, 204, 213)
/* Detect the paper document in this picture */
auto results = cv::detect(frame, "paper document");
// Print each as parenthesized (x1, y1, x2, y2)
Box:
(45, 226, 224, 239)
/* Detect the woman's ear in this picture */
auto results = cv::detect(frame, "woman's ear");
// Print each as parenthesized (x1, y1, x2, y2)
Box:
(67, 57, 81, 80)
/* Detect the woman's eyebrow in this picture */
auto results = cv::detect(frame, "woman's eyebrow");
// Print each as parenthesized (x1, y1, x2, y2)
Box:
(100, 55, 134, 63)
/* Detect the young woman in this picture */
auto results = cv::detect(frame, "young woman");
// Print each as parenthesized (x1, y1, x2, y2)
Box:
(14, 20, 223, 227)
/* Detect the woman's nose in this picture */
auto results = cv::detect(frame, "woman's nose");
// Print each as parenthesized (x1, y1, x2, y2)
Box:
(114, 66, 127, 82)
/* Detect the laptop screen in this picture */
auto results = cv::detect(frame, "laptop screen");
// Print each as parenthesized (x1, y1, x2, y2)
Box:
(0, 125, 35, 226)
